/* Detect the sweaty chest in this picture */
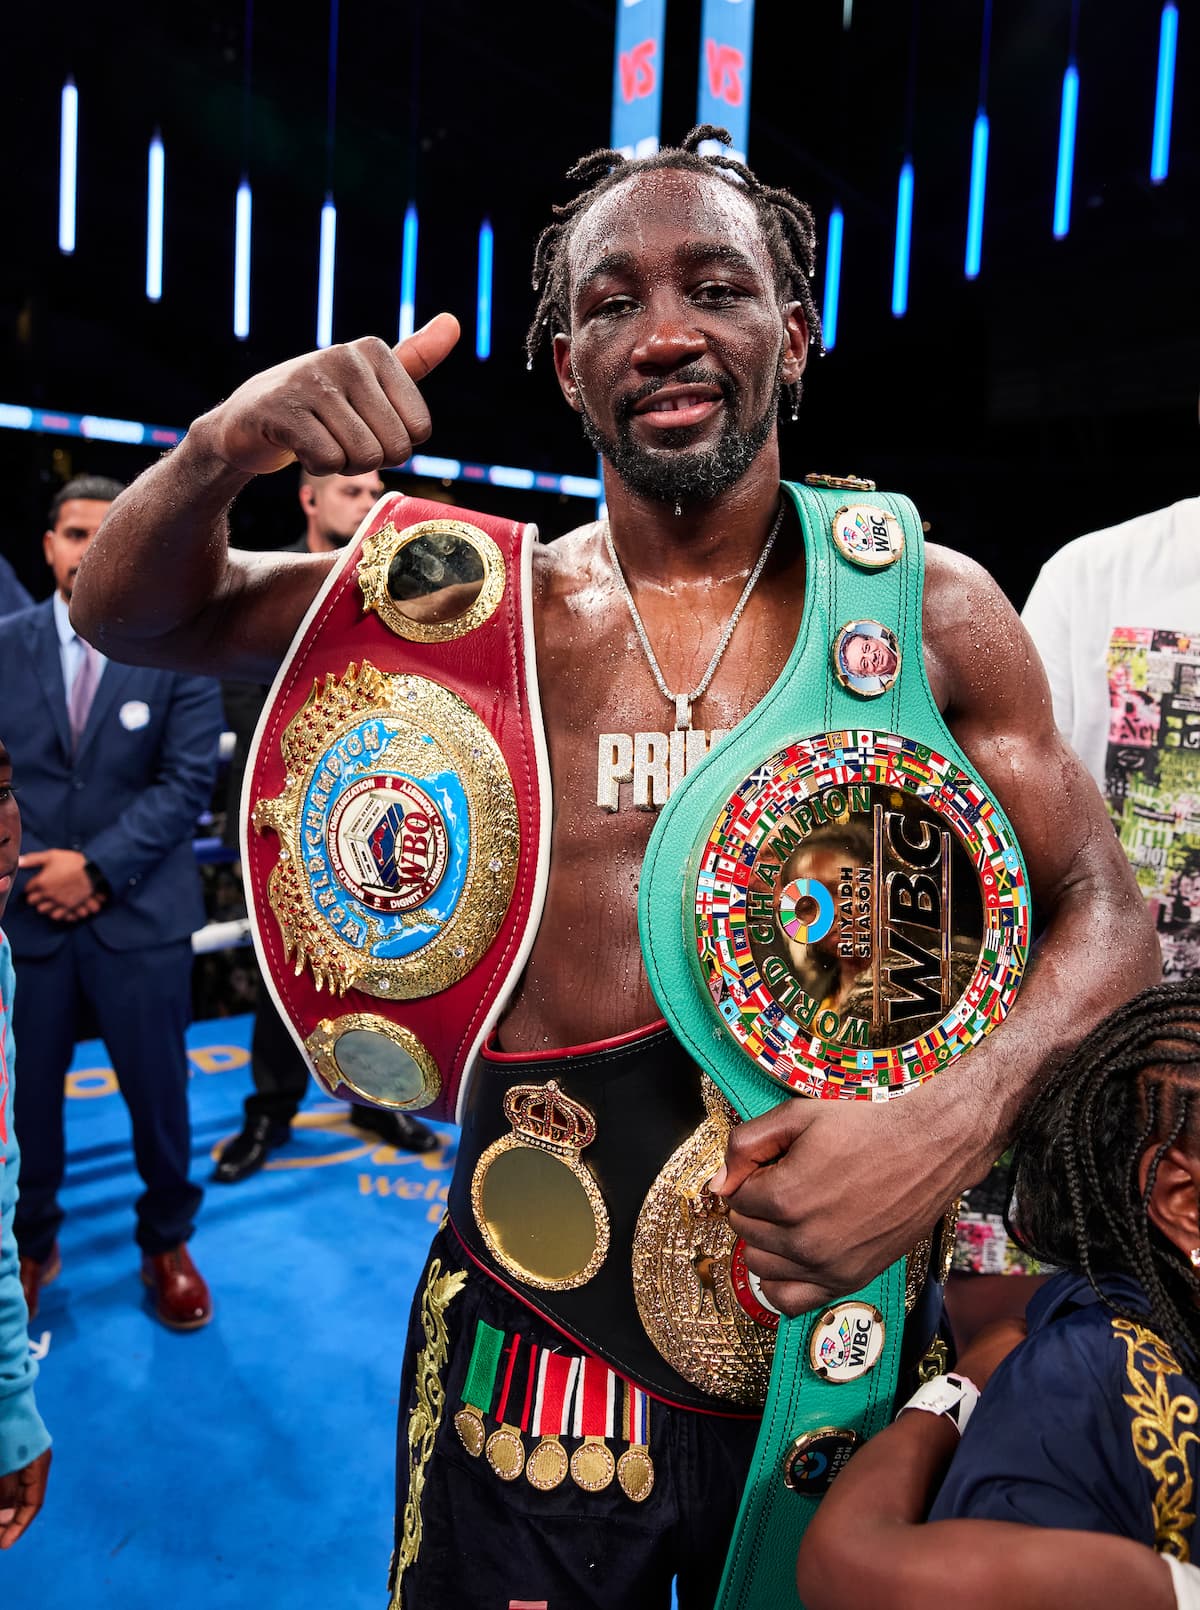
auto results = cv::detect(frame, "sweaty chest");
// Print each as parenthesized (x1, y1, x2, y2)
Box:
(536, 597, 798, 898)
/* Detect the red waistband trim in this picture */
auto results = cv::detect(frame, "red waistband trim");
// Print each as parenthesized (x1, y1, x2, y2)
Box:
(482, 1018, 669, 1064)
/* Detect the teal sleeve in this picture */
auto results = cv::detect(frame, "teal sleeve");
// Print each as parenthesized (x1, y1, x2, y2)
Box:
(0, 935, 51, 1477)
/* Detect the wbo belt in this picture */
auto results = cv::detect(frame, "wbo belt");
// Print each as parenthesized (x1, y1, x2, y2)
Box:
(448, 1020, 949, 1416)
(639, 477, 1031, 1610)
(242, 494, 551, 1124)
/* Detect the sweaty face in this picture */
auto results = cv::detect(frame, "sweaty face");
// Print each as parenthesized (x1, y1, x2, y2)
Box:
(43, 497, 112, 601)
(307, 472, 387, 548)
(844, 635, 898, 680)
(557, 169, 803, 505)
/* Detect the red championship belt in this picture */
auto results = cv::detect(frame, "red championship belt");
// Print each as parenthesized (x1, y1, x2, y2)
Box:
(241, 492, 551, 1123)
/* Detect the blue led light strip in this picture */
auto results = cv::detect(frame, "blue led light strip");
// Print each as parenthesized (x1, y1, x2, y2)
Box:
(317, 198, 336, 349)
(234, 0, 255, 340)
(476, 220, 493, 362)
(1053, 64, 1078, 239)
(1152, 2, 1178, 183)
(892, 162, 913, 318)
(965, 112, 989, 280)
(965, 0, 993, 280)
(234, 181, 252, 340)
(59, 79, 77, 255)
(147, 133, 165, 301)
(823, 207, 844, 351)
(399, 203, 418, 344)
(0, 403, 603, 501)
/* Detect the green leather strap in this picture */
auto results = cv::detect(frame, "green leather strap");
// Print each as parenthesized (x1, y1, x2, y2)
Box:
(638, 480, 1025, 1610)
(716, 1259, 906, 1610)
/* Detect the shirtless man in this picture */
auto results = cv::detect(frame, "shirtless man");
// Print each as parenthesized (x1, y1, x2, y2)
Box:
(72, 130, 1157, 1606)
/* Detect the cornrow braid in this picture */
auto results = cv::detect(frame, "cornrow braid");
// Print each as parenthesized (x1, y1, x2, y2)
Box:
(1008, 979, 1200, 1370)
(526, 125, 823, 420)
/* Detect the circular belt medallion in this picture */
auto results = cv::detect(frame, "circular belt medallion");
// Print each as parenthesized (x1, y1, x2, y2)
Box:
(692, 730, 1029, 1100)
(471, 1081, 609, 1292)
(782, 1427, 859, 1495)
(252, 661, 518, 1001)
(357, 517, 506, 643)
(808, 1302, 885, 1382)
(304, 1013, 441, 1109)
(832, 621, 901, 697)
(831, 504, 904, 570)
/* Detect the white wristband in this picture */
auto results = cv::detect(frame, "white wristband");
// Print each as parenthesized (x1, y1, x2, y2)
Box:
(1164, 1555, 1200, 1610)
(897, 1372, 981, 1437)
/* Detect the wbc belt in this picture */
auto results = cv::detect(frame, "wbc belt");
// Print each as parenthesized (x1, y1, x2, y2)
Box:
(640, 478, 1031, 1610)
(241, 493, 551, 1124)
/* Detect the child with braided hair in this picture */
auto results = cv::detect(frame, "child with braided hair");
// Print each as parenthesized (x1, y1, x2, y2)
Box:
(797, 978, 1200, 1610)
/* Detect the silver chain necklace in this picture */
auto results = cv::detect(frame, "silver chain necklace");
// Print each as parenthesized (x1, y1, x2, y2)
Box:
(603, 499, 785, 732)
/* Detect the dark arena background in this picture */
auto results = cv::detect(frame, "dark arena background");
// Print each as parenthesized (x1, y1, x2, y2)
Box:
(0, 2, 1195, 1606)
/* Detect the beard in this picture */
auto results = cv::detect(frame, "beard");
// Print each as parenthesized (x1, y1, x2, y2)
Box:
(577, 364, 783, 505)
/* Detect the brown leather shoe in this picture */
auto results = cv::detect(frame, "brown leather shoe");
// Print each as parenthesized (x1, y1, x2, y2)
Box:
(18, 1244, 61, 1323)
(140, 1244, 212, 1331)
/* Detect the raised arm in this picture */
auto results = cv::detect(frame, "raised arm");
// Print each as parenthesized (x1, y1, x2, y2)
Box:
(71, 315, 460, 682)
(713, 547, 1160, 1313)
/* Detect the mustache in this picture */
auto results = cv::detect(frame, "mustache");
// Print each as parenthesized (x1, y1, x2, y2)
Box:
(615, 367, 737, 425)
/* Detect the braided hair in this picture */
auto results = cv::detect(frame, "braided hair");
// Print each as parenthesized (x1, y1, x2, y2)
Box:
(526, 125, 823, 421)
(1008, 979, 1200, 1369)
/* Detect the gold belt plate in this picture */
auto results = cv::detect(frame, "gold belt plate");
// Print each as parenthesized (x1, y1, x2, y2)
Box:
(471, 1080, 610, 1292)
(632, 1080, 777, 1408)
(633, 1079, 950, 1404)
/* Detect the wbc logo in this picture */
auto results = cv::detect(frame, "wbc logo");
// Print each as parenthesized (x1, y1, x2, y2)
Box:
(808, 1302, 885, 1383)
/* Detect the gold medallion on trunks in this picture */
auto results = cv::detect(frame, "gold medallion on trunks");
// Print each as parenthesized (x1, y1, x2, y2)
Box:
(452, 1406, 486, 1458)
(471, 1081, 610, 1292)
(617, 1446, 655, 1503)
(484, 1424, 526, 1481)
(632, 1078, 778, 1407)
(252, 660, 518, 1004)
(525, 1436, 570, 1491)
(570, 1437, 617, 1492)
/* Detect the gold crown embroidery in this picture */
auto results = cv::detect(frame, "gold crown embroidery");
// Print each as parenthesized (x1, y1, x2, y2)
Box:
(502, 1081, 597, 1153)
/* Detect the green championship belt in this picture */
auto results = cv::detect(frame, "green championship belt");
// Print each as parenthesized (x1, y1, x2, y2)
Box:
(639, 478, 1030, 1610)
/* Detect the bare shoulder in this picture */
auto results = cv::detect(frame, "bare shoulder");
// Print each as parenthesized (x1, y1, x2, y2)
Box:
(922, 541, 1048, 725)
(532, 520, 606, 607)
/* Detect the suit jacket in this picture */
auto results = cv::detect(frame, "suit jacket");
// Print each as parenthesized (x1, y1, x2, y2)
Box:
(0, 600, 224, 956)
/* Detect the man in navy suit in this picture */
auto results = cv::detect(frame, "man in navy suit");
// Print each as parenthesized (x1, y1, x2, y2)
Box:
(1, 476, 223, 1330)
